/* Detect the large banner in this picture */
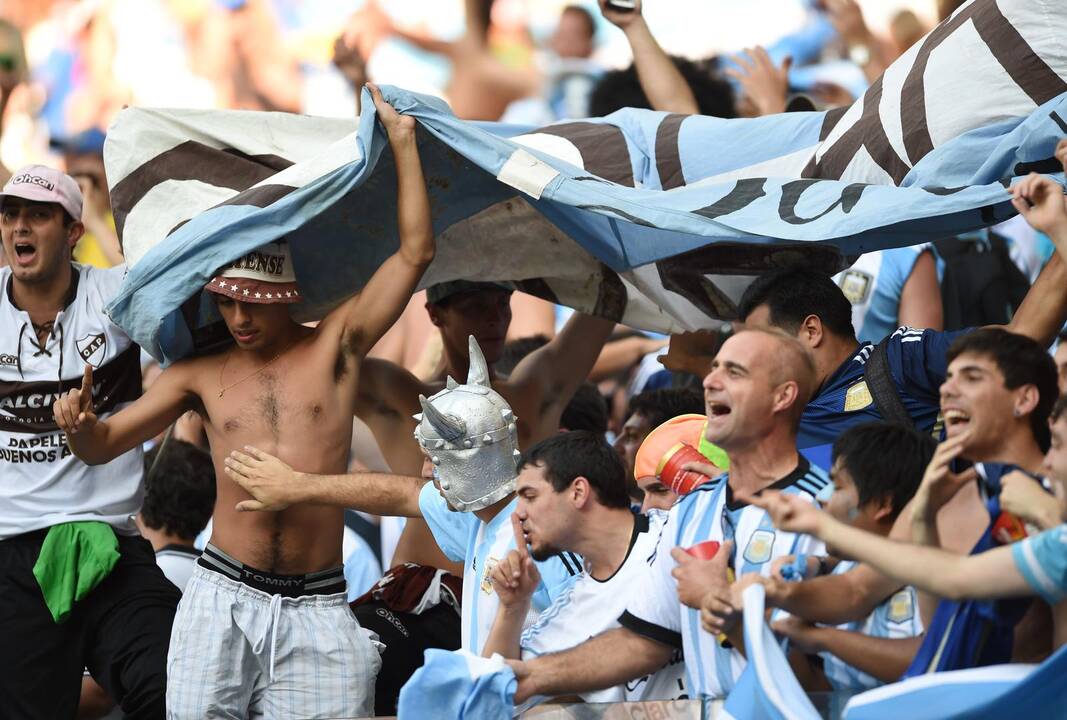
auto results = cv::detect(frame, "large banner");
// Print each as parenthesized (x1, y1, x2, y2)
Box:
(104, 0, 1067, 364)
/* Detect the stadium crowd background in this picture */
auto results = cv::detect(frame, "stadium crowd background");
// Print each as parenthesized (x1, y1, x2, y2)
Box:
(2, 0, 1067, 718)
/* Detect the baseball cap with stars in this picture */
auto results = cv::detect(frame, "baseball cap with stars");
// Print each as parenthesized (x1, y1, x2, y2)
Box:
(206, 240, 301, 305)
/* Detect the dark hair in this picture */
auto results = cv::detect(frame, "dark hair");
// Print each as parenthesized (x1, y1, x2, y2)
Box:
(736, 265, 855, 339)
(947, 328, 1059, 452)
(625, 387, 706, 429)
(141, 440, 217, 540)
(589, 57, 737, 119)
(831, 422, 936, 520)
(560, 382, 609, 434)
(561, 4, 595, 38)
(519, 430, 630, 509)
(1053, 394, 1067, 423)
(497, 335, 550, 375)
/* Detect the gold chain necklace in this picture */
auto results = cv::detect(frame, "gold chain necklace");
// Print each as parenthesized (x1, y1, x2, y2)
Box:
(217, 348, 285, 398)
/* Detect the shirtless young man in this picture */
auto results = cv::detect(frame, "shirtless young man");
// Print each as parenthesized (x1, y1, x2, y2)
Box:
(52, 85, 433, 720)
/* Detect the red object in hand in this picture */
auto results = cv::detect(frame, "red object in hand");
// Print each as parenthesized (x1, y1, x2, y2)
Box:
(686, 540, 721, 561)
(658, 442, 713, 495)
(992, 512, 1028, 545)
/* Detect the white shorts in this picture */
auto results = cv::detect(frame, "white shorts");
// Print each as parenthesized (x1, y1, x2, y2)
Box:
(166, 562, 381, 719)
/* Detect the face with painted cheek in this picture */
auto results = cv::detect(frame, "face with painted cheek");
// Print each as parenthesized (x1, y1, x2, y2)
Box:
(823, 458, 882, 558)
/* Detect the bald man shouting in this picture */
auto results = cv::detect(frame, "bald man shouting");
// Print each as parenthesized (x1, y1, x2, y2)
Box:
(506, 327, 831, 703)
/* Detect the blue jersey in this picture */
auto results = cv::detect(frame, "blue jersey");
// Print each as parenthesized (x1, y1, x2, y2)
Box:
(904, 463, 1036, 677)
(418, 482, 581, 654)
(799, 326, 971, 470)
(834, 247, 931, 344)
(620, 458, 829, 698)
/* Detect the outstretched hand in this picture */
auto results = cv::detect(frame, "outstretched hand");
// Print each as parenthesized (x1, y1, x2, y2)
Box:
(367, 82, 416, 141)
(53, 365, 97, 437)
(724, 46, 791, 117)
(747, 490, 827, 537)
(225, 446, 300, 512)
(491, 513, 542, 609)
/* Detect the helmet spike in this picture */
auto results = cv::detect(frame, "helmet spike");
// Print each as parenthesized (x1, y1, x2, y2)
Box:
(467, 335, 491, 388)
(418, 394, 466, 442)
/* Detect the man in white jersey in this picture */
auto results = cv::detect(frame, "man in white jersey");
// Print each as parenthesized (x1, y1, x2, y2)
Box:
(225, 335, 582, 655)
(0, 165, 180, 719)
(506, 327, 830, 702)
(483, 431, 685, 704)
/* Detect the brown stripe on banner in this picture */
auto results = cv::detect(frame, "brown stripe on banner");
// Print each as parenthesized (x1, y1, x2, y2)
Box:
(592, 265, 628, 322)
(512, 278, 561, 306)
(655, 114, 688, 190)
(535, 122, 635, 187)
(819, 106, 849, 141)
(901, 1, 1067, 168)
(110, 141, 295, 240)
(802, 76, 911, 185)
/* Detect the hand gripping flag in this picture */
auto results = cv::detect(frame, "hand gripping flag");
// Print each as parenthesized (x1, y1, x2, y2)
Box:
(104, 0, 1067, 364)
(721, 584, 820, 720)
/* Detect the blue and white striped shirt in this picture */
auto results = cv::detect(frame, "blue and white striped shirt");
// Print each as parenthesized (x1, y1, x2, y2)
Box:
(620, 457, 829, 699)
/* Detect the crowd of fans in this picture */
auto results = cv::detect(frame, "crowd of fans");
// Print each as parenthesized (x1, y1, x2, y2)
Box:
(1, 0, 1066, 718)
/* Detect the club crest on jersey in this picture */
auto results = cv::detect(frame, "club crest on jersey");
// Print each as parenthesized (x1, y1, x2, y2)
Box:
(743, 529, 775, 565)
(76, 333, 107, 368)
(481, 557, 499, 595)
(838, 270, 872, 305)
(844, 380, 873, 412)
(887, 589, 914, 624)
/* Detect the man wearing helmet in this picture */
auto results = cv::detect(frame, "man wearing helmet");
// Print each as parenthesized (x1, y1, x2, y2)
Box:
(225, 335, 584, 655)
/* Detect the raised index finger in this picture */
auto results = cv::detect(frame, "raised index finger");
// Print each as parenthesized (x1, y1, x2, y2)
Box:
(511, 512, 529, 557)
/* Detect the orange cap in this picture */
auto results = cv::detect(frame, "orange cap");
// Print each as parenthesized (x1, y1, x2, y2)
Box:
(634, 413, 729, 481)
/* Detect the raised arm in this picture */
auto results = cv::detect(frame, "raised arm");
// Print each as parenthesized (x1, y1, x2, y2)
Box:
(897, 249, 943, 331)
(54, 363, 194, 465)
(1004, 169, 1067, 346)
(321, 84, 435, 356)
(224, 446, 424, 517)
(598, 0, 699, 115)
(509, 627, 673, 704)
(753, 491, 1033, 602)
(483, 514, 542, 659)
(509, 312, 614, 415)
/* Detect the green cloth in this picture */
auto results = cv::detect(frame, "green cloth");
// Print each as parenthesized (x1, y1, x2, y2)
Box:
(32, 522, 120, 623)
(698, 429, 730, 472)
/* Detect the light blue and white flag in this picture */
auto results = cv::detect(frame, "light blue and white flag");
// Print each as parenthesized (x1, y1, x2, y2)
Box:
(843, 642, 1067, 720)
(396, 649, 516, 720)
(721, 584, 820, 720)
(103, 0, 1067, 364)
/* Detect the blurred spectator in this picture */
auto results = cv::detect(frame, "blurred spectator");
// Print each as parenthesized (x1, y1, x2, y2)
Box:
(381, 0, 539, 120)
(56, 127, 121, 267)
(613, 387, 705, 502)
(559, 381, 609, 435)
(589, 54, 736, 119)
(502, 4, 601, 125)
(0, 18, 28, 185)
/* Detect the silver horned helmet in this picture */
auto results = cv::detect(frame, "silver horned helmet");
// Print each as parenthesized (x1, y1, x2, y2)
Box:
(413, 335, 520, 512)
